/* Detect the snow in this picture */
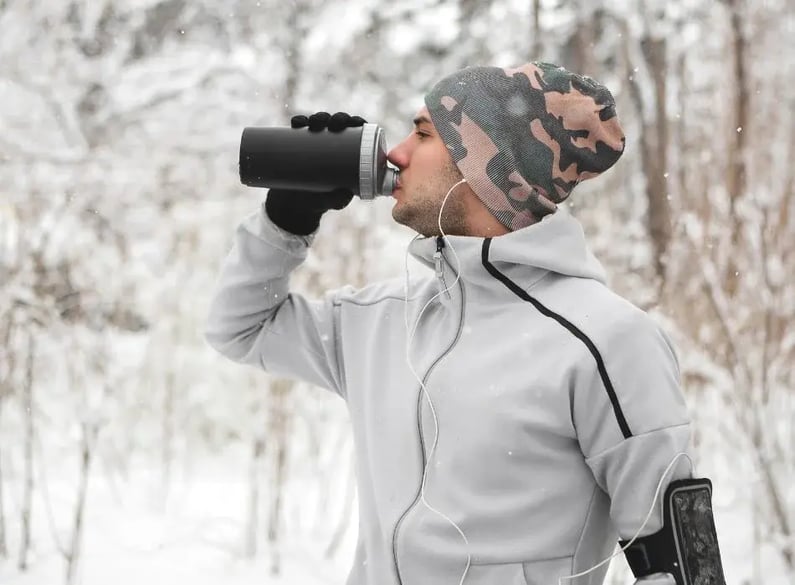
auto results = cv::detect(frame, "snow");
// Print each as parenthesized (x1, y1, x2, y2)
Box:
(0, 462, 351, 585)
(0, 453, 781, 584)
(1, 0, 793, 583)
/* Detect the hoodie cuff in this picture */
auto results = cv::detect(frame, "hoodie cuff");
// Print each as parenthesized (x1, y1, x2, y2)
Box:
(241, 202, 317, 254)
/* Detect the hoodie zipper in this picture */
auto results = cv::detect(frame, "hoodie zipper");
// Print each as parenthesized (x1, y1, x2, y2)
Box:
(391, 237, 467, 585)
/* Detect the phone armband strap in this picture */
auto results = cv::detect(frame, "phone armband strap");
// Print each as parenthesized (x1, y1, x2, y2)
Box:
(618, 478, 726, 585)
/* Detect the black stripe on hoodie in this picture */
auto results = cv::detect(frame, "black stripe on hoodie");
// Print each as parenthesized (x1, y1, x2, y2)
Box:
(481, 238, 633, 440)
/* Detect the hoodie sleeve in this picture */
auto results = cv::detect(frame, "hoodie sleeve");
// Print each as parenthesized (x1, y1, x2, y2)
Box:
(204, 205, 348, 397)
(572, 310, 694, 550)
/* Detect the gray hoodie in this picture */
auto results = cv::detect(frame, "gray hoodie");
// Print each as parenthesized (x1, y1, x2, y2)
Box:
(205, 206, 693, 585)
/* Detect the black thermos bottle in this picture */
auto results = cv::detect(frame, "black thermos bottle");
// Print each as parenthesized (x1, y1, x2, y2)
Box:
(239, 123, 399, 200)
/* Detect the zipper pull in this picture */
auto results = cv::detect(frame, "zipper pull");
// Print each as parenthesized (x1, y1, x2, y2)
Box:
(433, 236, 453, 303)
(433, 236, 445, 279)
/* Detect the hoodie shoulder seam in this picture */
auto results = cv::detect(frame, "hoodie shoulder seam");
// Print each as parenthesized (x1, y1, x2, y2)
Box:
(481, 238, 633, 440)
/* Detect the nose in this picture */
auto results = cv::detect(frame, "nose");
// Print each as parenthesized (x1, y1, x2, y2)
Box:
(387, 137, 410, 170)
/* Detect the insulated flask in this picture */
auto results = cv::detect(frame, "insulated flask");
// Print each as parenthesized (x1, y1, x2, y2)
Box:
(239, 123, 399, 200)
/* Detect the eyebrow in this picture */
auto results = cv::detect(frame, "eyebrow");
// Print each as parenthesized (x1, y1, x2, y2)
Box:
(413, 115, 433, 127)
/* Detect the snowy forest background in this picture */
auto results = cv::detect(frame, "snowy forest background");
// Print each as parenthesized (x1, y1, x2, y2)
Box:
(1, 0, 793, 583)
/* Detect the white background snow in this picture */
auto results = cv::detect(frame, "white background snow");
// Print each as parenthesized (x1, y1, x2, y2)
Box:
(1, 0, 793, 584)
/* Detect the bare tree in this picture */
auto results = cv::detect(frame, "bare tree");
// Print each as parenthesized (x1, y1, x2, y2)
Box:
(662, 1, 794, 574)
(17, 330, 35, 571)
(64, 417, 102, 585)
(245, 425, 266, 558)
(616, 11, 672, 288)
(561, 0, 598, 74)
(267, 378, 293, 576)
(530, 0, 543, 59)
(0, 312, 13, 558)
(721, 0, 750, 297)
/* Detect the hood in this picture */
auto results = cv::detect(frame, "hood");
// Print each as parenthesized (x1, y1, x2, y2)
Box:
(407, 208, 607, 289)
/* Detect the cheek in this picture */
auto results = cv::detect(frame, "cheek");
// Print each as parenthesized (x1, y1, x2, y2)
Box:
(429, 138, 454, 164)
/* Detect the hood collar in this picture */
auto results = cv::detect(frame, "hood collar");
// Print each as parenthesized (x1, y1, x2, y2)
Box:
(407, 209, 606, 288)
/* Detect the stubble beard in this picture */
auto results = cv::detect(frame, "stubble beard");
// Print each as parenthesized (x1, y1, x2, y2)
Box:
(391, 162, 469, 237)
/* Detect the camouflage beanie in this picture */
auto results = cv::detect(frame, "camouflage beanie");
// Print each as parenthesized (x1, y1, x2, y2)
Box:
(424, 62, 625, 231)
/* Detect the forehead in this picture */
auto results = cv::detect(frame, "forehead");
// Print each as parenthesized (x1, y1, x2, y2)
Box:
(413, 106, 431, 122)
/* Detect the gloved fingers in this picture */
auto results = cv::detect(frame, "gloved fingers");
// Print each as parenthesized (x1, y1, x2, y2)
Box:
(327, 112, 351, 132)
(328, 112, 368, 131)
(265, 187, 353, 236)
(307, 111, 332, 132)
(292, 112, 367, 132)
(290, 115, 309, 129)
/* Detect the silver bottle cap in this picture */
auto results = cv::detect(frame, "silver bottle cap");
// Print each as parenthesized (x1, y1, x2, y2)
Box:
(359, 123, 398, 200)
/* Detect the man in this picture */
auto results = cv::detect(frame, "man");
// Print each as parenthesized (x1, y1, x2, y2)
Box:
(206, 62, 725, 585)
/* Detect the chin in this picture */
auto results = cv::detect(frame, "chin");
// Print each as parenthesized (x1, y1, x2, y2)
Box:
(391, 208, 410, 230)
(391, 204, 421, 233)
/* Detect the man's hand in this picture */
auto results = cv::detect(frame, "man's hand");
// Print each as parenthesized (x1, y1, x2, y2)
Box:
(265, 112, 366, 236)
(290, 111, 367, 132)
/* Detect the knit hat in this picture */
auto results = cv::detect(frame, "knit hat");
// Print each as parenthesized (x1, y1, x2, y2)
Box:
(424, 62, 625, 231)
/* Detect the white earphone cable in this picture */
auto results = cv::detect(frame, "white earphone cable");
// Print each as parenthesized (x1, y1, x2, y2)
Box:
(403, 178, 470, 585)
(558, 452, 694, 585)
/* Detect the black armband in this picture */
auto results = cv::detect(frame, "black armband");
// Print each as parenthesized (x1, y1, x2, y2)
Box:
(619, 478, 726, 585)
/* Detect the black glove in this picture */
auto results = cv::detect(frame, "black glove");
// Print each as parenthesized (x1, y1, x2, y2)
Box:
(265, 112, 367, 236)
(290, 111, 367, 132)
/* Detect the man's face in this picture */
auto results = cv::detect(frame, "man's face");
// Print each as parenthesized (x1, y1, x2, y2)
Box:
(387, 107, 469, 237)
